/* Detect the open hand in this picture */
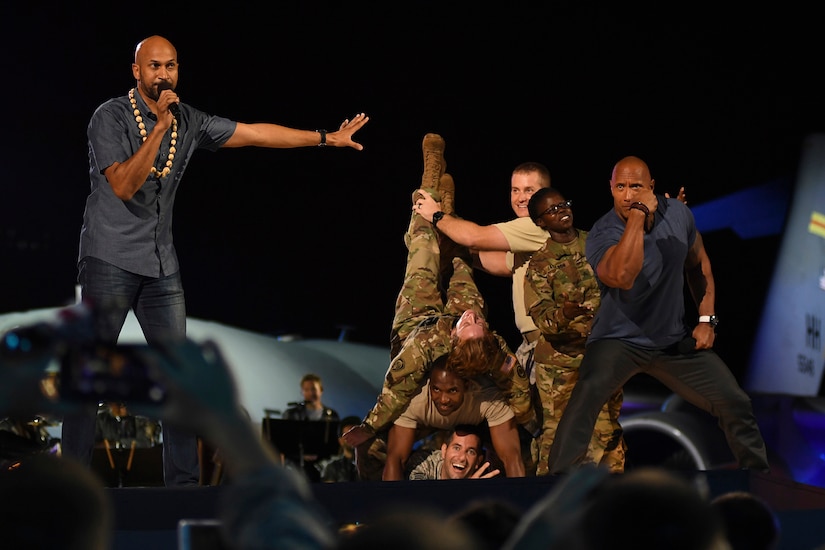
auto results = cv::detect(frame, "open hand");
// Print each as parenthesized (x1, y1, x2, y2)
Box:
(341, 424, 375, 447)
(470, 461, 501, 479)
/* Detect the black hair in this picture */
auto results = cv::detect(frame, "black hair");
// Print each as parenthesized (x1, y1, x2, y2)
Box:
(527, 186, 564, 221)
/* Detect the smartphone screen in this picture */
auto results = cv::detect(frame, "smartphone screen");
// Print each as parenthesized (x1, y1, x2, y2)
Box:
(59, 343, 167, 403)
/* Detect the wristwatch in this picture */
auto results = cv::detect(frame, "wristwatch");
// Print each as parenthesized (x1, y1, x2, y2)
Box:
(432, 211, 446, 228)
(699, 315, 719, 328)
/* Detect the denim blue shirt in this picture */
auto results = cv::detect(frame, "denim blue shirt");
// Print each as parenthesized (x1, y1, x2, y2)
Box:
(79, 89, 236, 277)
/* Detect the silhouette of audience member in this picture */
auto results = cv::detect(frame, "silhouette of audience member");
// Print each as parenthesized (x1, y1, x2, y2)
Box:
(574, 468, 728, 550)
(503, 466, 728, 550)
(316, 415, 361, 482)
(2, 319, 338, 549)
(409, 424, 501, 480)
(711, 490, 780, 550)
(337, 507, 478, 550)
(0, 453, 113, 550)
(448, 498, 521, 550)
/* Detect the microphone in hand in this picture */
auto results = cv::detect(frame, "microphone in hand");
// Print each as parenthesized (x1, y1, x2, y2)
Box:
(157, 81, 180, 119)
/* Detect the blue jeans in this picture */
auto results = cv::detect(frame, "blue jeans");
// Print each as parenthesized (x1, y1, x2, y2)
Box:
(61, 257, 200, 486)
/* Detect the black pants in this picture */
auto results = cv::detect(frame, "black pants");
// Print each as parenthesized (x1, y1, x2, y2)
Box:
(547, 339, 769, 474)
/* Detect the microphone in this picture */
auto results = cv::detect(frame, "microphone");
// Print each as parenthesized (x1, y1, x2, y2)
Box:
(157, 82, 180, 119)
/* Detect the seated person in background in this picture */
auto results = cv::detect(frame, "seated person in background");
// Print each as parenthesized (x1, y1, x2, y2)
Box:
(343, 139, 535, 452)
(315, 415, 361, 482)
(279, 373, 340, 482)
(283, 373, 339, 421)
(358, 361, 525, 480)
(409, 424, 501, 480)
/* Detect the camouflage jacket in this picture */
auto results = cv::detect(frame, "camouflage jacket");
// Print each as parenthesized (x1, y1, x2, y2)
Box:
(364, 314, 534, 434)
(525, 230, 600, 361)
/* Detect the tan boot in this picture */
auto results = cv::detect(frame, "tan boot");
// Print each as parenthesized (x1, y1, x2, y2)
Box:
(439, 173, 455, 215)
(421, 133, 446, 191)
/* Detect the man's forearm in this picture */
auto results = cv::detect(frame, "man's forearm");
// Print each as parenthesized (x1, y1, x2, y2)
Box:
(435, 215, 511, 250)
(382, 458, 405, 481)
(502, 454, 526, 477)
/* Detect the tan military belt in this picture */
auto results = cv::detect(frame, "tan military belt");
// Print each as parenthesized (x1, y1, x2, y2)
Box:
(522, 329, 541, 345)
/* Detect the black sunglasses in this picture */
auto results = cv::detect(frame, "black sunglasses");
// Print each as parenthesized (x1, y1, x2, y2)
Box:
(539, 199, 573, 217)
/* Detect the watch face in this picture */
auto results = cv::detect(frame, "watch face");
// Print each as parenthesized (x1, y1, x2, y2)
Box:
(709, 315, 719, 327)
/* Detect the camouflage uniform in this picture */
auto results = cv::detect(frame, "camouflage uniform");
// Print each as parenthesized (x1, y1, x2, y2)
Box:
(357, 210, 534, 479)
(524, 230, 626, 475)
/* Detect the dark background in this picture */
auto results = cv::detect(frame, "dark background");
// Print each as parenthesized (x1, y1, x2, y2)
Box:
(2, 4, 821, 380)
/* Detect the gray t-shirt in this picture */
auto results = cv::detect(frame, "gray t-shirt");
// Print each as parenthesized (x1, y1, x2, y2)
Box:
(80, 90, 236, 277)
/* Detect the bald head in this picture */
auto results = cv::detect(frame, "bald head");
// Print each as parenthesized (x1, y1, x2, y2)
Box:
(611, 156, 652, 182)
(134, 35, 176, 64)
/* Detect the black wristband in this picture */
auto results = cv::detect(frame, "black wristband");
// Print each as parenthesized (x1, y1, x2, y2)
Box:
(432, 210, 446, 228)
(629, 202, 650, 216)
(316, 129, 327, 147)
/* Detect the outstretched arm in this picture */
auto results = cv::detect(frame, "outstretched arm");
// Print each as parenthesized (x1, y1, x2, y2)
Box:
(224, 113, 369, 150)
(416, 190, 511, 250)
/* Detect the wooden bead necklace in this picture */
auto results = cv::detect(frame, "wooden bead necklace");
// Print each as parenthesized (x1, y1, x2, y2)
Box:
(129, 88, 177, 178)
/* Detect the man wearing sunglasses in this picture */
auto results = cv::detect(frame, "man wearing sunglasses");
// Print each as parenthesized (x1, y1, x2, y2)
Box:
(524, 187, 625, 475)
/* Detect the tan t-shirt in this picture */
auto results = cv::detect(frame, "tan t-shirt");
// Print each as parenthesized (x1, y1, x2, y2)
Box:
(494, 217, 550, 334)
(394, 376, 514, 429)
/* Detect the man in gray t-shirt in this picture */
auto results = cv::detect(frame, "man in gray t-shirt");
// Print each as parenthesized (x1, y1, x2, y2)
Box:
(65, 34, 368, 487)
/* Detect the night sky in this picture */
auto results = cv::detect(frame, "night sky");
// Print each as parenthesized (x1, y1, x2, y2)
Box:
(3, 4, 822, 379)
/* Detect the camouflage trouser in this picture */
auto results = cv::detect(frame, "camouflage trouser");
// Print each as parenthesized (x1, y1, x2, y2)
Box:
(533, 358, 626, 475)
(515, 337, 540, 474)
(391, 210, 483, 356)
(365, 211, 486, 435)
